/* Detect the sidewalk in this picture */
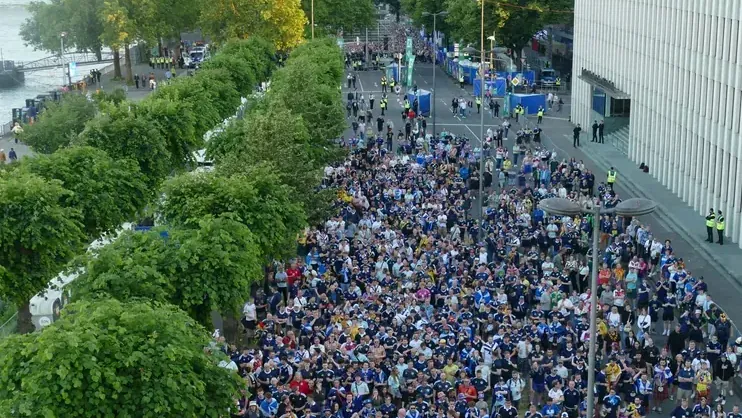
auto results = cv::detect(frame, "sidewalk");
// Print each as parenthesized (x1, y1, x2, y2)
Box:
(525, 98, 742, 325)
(4, 61, 184, 159)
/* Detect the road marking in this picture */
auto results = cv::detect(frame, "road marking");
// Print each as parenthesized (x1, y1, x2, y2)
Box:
(358, 78, 365, 92)
(542, 115, 570, 121)
(424, 80, 428, 84)
(465, 125, 480, 142)
(374, 82, 378, 88)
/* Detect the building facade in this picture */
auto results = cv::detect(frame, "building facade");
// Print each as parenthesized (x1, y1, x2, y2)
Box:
(571, 0, 742, 245)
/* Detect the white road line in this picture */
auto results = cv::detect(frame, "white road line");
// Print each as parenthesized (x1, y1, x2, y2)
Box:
(542, 115, 570, 121)
(465, 125, 480, 142)
(358, 78, 365, 92)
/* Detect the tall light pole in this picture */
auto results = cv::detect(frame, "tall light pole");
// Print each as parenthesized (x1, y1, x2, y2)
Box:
(477, 0, 486, 239)
(422, 10, 448, 137)
(538, 197, 657, 418)
(311, 0, 315, 39)
(60, 32, 67, 86)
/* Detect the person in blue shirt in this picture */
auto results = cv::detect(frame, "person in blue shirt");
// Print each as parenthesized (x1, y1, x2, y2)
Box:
(601, 389, 621, 418)
(541, 399, 561, 418)
(259, 392, 279, 417)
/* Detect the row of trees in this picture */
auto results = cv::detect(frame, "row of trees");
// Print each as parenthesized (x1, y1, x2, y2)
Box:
(398, 0, 572, 67)
(0, 36, 346, 416)
(21, 0, 375, 84)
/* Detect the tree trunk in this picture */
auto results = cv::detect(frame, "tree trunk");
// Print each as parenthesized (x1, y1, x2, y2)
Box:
(124, 44, 134, 85)
(17, 302, 33, 334)
(158, 38, 164, 58)
(95, 45, 103, 61)
(112, 50, 122, 78)
(546, 25, 554, 64)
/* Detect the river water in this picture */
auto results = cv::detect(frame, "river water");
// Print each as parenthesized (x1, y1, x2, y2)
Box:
(0, 0, 104, 124)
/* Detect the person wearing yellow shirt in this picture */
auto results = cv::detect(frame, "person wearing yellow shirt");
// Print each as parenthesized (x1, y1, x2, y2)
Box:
(443, 359, 459, 383)
(503, 158, 513, 171)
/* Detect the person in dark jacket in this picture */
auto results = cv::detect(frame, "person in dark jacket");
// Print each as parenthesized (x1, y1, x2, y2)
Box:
(714, 355, 735, 396)
(667, 324, 686, 357)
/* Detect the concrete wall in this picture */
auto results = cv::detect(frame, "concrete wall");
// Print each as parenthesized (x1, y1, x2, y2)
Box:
(571, 0, 742, 245)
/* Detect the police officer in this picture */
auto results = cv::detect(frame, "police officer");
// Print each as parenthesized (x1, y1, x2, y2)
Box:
(404, 98, 410, 112)
(380, 96, 387, 116)
(381, 75, 387, 93)
(606, 167, 617, 191)
(537, 106, 544, 124)
(475, 96, 481, 114)
(555, 77, 561, 89)
(716, 209, 725, 245)
(705, 208, 716, 242)
(573, 124, 582, 147)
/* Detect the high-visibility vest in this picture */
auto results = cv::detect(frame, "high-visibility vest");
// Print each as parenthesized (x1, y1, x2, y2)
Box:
(717, 216, 725, 230)
(706, 214, 716, 228)
(476, 98, 481, 105)
(404, 100, 410, 109)
(555, 78, 561, 86)
(607, 170, 617, 183)
(380, 100, 386, 109)
(381, 77, 387, 85)
(538, 110, 544, 117)
(459, 75, 464, 83)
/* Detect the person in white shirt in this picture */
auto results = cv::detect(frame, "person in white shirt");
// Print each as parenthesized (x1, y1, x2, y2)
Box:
(637, 308, 652, 340)
(507, 372, 527, 407)
(548, 381, 564, 404)
(242, 300, 257, 339)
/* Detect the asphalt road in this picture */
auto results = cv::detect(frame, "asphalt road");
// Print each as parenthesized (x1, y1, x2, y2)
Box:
(344, 63, 742, 328)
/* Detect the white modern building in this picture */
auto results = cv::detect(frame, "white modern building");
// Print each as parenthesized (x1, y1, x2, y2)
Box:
(571, 0, 742, 245)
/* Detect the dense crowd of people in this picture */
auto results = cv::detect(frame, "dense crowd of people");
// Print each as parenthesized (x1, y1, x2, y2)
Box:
(221, 47, 742, 418)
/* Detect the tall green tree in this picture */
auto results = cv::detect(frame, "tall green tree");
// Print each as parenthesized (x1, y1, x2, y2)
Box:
(19, 94, 98, 154)
(443, 0, 573, 67)
(72, 218, 263, 326)
(76, 103, 171, 188)
(402, 0, 450, 35)
(0, 173, 86, 333)
(19, 146, 150, 239)
(159, 168, 307, 261)
(300, 0, 376, 34)
(136, 97, 200, 172)
(20, 0, 106, 59)
(0, 299, 243, 417)
(152, 76, 223, 140)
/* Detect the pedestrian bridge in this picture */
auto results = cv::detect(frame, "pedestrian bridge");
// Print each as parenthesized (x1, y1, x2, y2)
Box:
(16, 51, 116, 73)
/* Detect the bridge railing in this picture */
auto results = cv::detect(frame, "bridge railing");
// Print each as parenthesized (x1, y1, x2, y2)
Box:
(17, 51, 117, 72)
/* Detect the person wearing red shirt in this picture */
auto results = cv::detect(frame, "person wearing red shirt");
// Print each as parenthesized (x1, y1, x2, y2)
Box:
(286, 263, 302, 287)
(288, 372, 312, 395)
(458, 377, 478, 402)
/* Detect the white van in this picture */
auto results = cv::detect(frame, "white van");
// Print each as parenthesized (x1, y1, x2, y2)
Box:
(29, 223, 133, 330)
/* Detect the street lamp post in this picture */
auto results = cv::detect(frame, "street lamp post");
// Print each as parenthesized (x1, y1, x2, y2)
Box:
(477, 0, 486, 239)
(311, 0, 315, 39)
(60, 32, 67, 86)
(422, 11, 447, 138)
(538, 197, 657, 418)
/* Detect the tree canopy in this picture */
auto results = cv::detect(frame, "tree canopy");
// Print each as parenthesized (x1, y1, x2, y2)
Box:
(72, 218, 263, 325)
(18, 146, 150, 239)
(0, 299, 242, 417)
(76, 103, 172, 188)
(300, 0, 376, 35)
(0, 173, 86, 333)
(19, 94, 98, 154)
(159, 168, 307, 261)
(200, 0, 307, 49)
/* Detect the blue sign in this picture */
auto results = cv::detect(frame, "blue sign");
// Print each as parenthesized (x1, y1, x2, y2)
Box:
(68, 62, 77, 77)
